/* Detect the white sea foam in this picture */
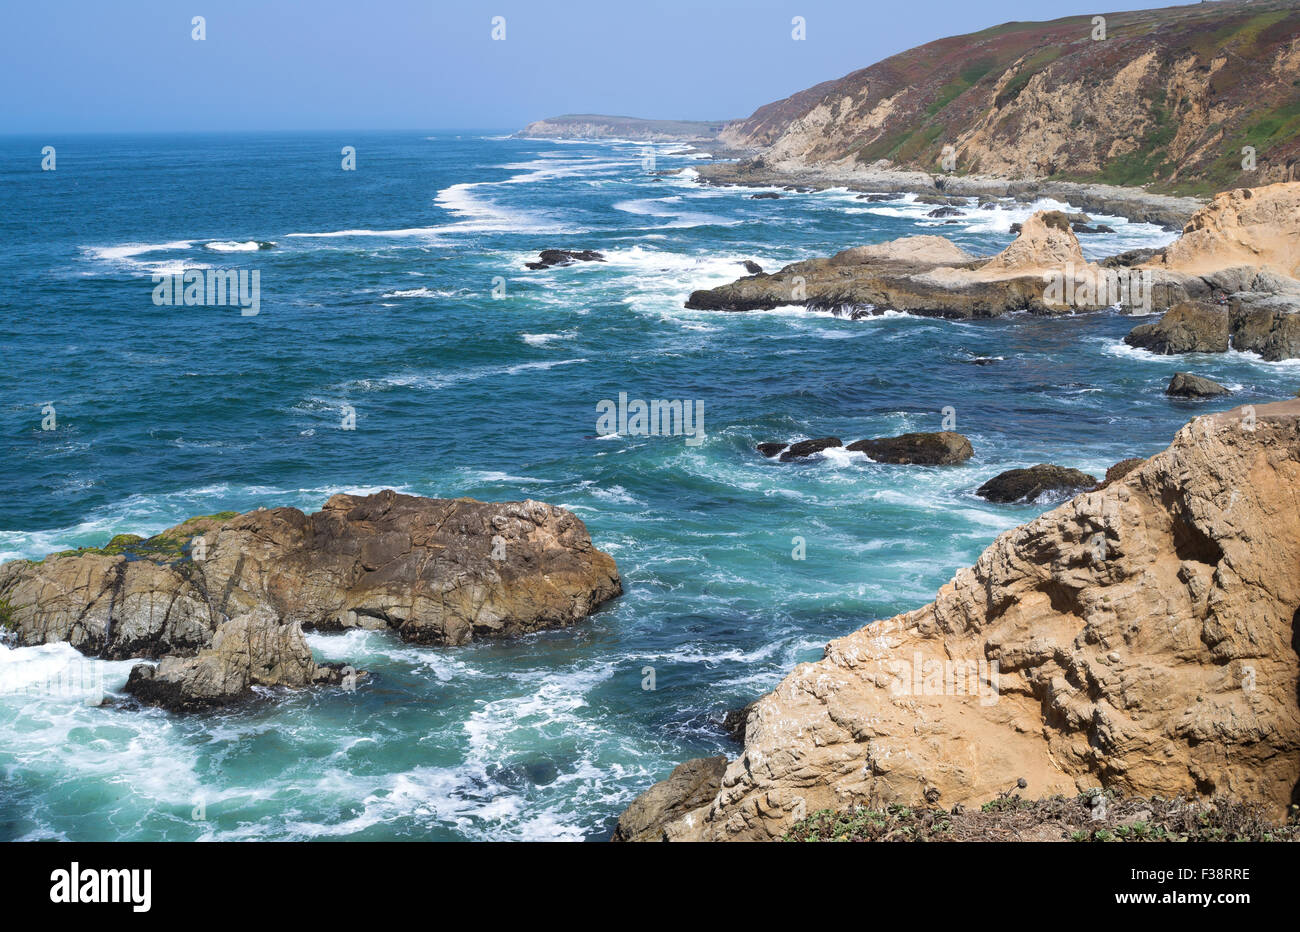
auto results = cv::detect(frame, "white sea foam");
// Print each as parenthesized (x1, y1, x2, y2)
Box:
(203, 240, 268, 252)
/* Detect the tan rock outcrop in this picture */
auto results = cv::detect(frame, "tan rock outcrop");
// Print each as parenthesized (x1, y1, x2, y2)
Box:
(1148, 183, 1300, 280)
(629, 400, 1300, 840)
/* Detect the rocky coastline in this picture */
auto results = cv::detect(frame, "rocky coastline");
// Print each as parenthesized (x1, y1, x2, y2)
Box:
(682, 182, 1300, 359)
(694, 160, 1204, 230)
(616, 400, 1300, 841)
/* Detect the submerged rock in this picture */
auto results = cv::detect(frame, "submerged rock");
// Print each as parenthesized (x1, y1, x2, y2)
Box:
(847, 431, 973, 465)
(621, 400, 1300, 839)
(750, 192, 782, 199)
(976, 465, 1097, 503)
(525, 249, 605, 270)
(1166, 372, 1230, 398)
(777, 437, 842, 461)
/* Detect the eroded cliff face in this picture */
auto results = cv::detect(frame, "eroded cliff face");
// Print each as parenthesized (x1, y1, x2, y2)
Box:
(629, 400, 1300, 841)
(720, 0, 1300, 192)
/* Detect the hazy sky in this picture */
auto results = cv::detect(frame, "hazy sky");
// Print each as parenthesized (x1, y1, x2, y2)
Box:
(3, 0, 1188, 133)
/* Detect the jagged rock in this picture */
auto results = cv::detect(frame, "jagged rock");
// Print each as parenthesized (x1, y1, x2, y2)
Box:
(927, 206, 964, 218)
(847, 431, 973, 465)
(0, 491, 622, 654)
(1166, 372, 1230, 398)
(777, 437, 842, 461)
(124, 609, 354, 713)
(623, 400, 1300, 840)
(610, 756, 728, 842)
(742, 260, 763, 274)
(524, 249, 605, 270)
(756, 442, 787, 458)
(976, 464, 1097, 503)
(1126, 296, 1300, 360)
(1124, 301, 1229, 354)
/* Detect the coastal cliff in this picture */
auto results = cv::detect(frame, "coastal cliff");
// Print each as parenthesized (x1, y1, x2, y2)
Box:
(716, 0, 1300, 196)
(618, 400, 1300, 840)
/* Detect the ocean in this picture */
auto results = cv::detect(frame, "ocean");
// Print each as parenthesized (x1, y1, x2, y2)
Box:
(1, 131, 1296, 841)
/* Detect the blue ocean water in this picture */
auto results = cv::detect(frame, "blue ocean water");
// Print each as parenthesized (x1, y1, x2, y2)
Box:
(1, 131, 1296, 840)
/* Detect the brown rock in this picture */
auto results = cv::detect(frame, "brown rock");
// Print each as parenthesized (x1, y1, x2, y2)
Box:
(1093, 457, 1146, 491)
(626, 401, 1300, 839)
(1166, 372, 1230, 398)
(1124, 301, 1229, 355)
(610, 756, 728, 842)
(0, 490, 622, 654)
(976, 464, 1097, 503)
(847, 431, 973, 464)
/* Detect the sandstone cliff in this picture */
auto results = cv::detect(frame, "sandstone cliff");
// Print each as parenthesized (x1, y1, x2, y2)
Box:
(718, 0, 1300, 195)
(620, 401, 1300, 840)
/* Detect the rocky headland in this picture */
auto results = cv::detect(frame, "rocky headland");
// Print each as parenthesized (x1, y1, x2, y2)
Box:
(684, 182, 1300, 354)
(616, 400, 1300, 840)
(0, 490, 622, 712)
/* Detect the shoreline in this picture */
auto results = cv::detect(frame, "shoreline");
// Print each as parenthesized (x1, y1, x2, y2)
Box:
(693, 160, 1205, 230)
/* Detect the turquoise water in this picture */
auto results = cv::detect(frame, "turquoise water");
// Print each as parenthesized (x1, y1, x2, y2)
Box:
(1, 132, 1297, 840)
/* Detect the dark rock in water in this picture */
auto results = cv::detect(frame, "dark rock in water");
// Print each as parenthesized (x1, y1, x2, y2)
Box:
(750, 192, 782, 199)
(1166, 372, 1230, 398)
(742, 260, 763, 274)
(943, 220, 962, 225)
(1124, 301, 1229, 355)
(257, 241, 275, 250)
(611, 756, 727, 842)
(778, 437, 843, 461)
(914, 193, 959, 206)
(966, 354, 1001, 365)
(1091, 457, 1146, 492)
(927, 206, 964, 218)
(756, 441, 787, 458)
(525, 249, 605, 270)
(720, 702, 757, 743)
(1072, 222, 1117, 234)
(847, 431, 973, 465)
(1009, 222, 1022, 235)
(976, 464, 1097, 503)
(857, 193, 893, 202)
(1101, 247, 1162, 268)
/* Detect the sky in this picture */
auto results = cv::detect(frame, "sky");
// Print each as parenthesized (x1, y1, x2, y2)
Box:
(1, 0, 1194, 133)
